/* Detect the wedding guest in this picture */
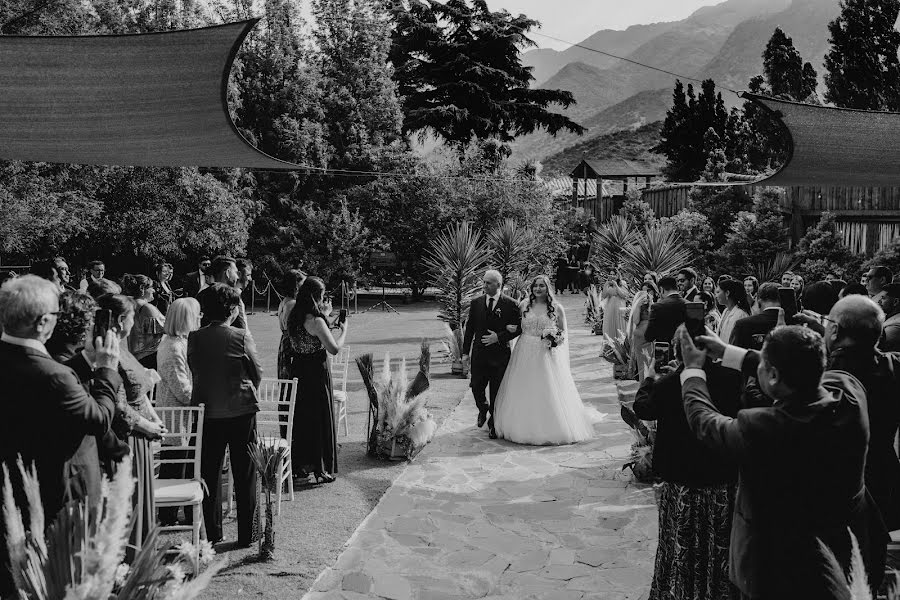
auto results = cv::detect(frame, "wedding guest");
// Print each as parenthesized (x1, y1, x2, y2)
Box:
(197, 256, 246, 329)
(554, 256, 569, 294)
(278, 269, 306, 379)
(865, 266, 892, 303)
(780, 270, 795, 288)
(645, 276, 687, 345)
(79, 260, 108, 292)
(634, 350, 741, 600)
(715, 279, 751, 343)
(600, 278, 629, 343)
(87, 277, 121, 299)
(701, 276, 716, 296)
(182, 257, 211, 298)
(683, 326, 887, 598)
(0, 276, 121, 598)
(236, 258, 253, 293)
(152, 262, 175, 315)
(96, 293, 166, 554)
(676, 268, 700, 301)
(189, 283, 262, 546)
(825, 272, 838, 282)
(743, 276, 759, 305)
(288, 277, 347, 483)
(730, 282, 780, 350)
(878, 283, 900, 352)
(52, 257, 74, 291)
(841, 282, 869, 298)
(699, 291, 721, 334)
(156, 297, 201, 526)
(790, 274, 805, 310)
(30, 259, 63, 290)
(830, 278, 848, 297)
(122, 274, 166, 369)
(627, 273, 658, 379)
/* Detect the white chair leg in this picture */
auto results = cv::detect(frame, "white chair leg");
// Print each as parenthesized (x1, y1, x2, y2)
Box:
(287, 456, 295, 502)
(199, 506, 208, 540)
(193, 508, 201, 549)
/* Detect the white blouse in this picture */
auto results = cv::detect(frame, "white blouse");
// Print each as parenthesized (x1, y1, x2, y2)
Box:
(718, 306, 750, 345)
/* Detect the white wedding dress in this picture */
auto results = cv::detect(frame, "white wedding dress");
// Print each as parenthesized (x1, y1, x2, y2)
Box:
(493, 302, 599, 445)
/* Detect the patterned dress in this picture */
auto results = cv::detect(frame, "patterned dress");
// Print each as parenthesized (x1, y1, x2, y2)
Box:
(650, 483, 738, 600)
(288, 317, 337, 475)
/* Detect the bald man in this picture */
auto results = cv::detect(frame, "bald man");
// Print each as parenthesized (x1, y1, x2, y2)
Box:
(825, 295, 900, 533)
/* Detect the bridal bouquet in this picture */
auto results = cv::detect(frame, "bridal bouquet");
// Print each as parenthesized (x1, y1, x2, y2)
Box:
(541, 326, 565, 350)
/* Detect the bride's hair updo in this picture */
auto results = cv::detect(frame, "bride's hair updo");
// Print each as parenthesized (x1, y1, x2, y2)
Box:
(523, 274, 556, 323)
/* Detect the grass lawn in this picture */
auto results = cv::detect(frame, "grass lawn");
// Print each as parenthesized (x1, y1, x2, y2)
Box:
(198, 299, 470, 599)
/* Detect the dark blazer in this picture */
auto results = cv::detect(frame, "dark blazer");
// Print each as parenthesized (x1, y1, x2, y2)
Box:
(182, 270, 204, 298)
(644, 293, 687, 344)
(188, 323, 262, 419)
(682, 285, 701, 302)
(729, 307, 780, 350)
(152, 280, 175, 314)
(0, 341, 121, 520)
(634, 363, 741, 487)
(881, 314, 900, 353)
(683, 358, 887, 597)
(830, 346, 900, 530)
(462, 294, 521, 366)
(196, 286, 247, 330)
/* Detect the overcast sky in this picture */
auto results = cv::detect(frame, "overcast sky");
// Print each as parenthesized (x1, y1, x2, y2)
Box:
(485, 0, 723, 50)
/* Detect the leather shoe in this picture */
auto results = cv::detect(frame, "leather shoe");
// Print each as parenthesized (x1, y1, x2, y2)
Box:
(489, 427, 498, 440)
(477, 412, 487, 428)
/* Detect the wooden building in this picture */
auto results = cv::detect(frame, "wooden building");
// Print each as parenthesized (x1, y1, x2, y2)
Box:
(640, 184, 900, 255)
(569, 158, 662, 222)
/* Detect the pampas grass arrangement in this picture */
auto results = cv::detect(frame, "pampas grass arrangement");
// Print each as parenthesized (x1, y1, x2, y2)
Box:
(248, 439, 289, 561)
(2, 457, 223, 600)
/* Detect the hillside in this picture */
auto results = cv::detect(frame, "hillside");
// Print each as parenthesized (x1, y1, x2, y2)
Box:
(509, 88, 671, 163)
(540, 122, 665, 176)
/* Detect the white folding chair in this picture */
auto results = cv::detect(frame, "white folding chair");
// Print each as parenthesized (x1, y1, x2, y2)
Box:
(227, 378, 298, 515)
(331, 347, 350, 436)
(153, 405, 206, 548)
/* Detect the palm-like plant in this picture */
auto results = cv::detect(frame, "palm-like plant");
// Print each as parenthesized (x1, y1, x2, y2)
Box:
(248, 440, 290, 561)
(486, 218, 533, 286)
(751, 252, 800, 284)
(589, 215, 638, 274)
(423, 221, 492, 330)
(620, 224, 694, 283)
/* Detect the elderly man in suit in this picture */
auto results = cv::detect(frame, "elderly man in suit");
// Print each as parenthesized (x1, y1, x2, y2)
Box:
(645, 275, 687, 345)
(730, 282, 781, 350)
(686, 325, 888, 599)
(0, 275, 122, 597)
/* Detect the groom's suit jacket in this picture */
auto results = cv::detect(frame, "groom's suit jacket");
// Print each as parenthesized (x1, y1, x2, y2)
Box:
(462, 294, 521, 366)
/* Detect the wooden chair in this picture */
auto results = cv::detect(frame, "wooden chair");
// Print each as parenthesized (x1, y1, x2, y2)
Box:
(153, 404, 206, 548)
(331, 347, 350, 436)
(227, 378, 298, 515)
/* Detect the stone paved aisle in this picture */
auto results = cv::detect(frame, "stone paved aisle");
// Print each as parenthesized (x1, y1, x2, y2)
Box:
(304, 296, 658, 600)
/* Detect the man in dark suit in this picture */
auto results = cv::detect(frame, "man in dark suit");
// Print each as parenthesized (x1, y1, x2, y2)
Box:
(0, 275, 122, 597)
(687, 325, 888, 598)
(878, 282, 900, 352)
(182, 256, 211, 298)
(462, 269, 521, 439)
(677, 267, 701, 301)
(730, 282, 781, 350)
(645, 275, 686, 344)
(197, 256, 247, 330)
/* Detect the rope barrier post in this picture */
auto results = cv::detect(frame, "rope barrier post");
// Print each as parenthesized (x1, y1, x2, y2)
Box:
(267, 282, 272, 313)
(251, 279, 256, 314)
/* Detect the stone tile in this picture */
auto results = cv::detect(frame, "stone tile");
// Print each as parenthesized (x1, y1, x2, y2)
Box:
(341, 573, 372, 595)
(372, 574, 412, 600)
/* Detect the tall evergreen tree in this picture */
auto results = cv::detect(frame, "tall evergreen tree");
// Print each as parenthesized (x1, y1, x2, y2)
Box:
(824, 0, 900, 110)
(389, 0, 584, 151)
(763, 27, 818, 101)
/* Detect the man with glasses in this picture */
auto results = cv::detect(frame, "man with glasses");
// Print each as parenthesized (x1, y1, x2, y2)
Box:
(864, 265, 892, 304)
(676, 267, 700, 301)
(0, 275, 122, 597)
(78, 260, 107, 292)
(183, 257, 211, 298)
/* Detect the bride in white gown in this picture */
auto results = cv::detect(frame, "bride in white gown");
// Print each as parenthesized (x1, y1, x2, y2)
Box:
(494, 275, 600, 445)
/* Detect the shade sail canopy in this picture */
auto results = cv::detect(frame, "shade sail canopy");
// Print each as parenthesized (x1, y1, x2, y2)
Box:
(745, 93, 900, 187)
(0, 20, 295, 169)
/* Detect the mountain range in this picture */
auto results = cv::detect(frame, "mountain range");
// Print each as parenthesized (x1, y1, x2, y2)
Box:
(517, 0, 842, 174)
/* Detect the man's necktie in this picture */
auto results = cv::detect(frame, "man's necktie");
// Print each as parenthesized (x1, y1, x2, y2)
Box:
(488, 297, 495, 314)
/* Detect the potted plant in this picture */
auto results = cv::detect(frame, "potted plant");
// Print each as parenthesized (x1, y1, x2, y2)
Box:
(443, 323, 468, 376)
(248, 439, 289, 561)
(602, 332, 637, 380)
(3, 458, 223, 600)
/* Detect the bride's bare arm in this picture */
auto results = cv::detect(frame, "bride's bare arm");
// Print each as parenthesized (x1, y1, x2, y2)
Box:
(556, 303, 567, 333)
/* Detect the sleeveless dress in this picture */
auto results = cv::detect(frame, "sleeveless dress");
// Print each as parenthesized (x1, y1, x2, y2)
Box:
(288, 319, 338, 475)
(493, 303, 598, 445)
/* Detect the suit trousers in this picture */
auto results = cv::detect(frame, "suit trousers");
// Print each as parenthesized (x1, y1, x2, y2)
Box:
(471, 358, 509, 428)
(201, 414, 258, 544)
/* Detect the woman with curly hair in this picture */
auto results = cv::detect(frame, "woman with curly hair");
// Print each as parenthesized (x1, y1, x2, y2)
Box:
(492, 275, 600, 445)
(122, 273, 166, 369)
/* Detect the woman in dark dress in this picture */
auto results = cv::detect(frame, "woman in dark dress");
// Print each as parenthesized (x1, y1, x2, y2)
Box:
(287, 277, 348, 483)
(277, 269, 306, 380)
(634, 356, 743, 600)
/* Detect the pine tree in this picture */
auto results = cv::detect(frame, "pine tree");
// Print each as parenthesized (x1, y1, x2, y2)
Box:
(763, 27, 818, 101)
(389, 0, 585, 152)
(824, 0, 900, 110)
